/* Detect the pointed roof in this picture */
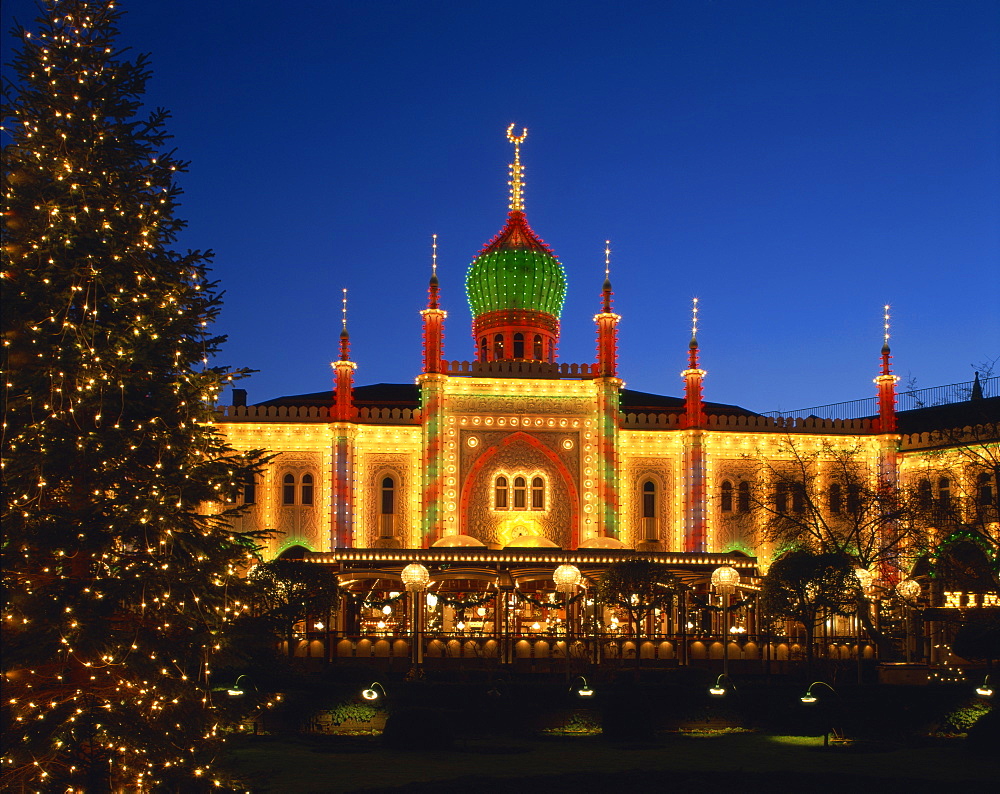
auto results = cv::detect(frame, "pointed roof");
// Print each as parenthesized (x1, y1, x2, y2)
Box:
(478, 210, 555, 256)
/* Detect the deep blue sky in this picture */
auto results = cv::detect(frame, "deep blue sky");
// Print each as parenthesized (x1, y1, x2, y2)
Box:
(4, 1, 998, 412)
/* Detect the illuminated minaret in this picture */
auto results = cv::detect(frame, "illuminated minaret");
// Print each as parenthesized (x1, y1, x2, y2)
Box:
(682, 299, 707, 552)
(421, 234, 447, 374)
(332, 289, 356, 422)
(594, 241, 622, 541)
(331, 289, 357, 548)
(875, 304, 899, 433)
(419, 238, 448, 546)
(682, 298, 707, 429)
(874, 304, 902, 584)
(595, 241, 620, 378)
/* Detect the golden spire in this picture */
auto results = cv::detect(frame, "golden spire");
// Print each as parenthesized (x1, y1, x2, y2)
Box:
(604, 240, 611, 279)
(691, 297, 700, 346)
(883, 303, 891, 348)
(341, 288, 348, 332)
(431, 233, 438, 277)
(506, 123, 528, 212)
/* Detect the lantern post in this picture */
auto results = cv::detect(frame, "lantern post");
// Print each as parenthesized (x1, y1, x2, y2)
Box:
(711, 565, 740, 678)
(401, 563, 431, 674)
(554, 564, 583, 680)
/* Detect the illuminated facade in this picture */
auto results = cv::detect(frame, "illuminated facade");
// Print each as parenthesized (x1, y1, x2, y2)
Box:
(214, 127, 997, 582)
(212, 128, 998, 668)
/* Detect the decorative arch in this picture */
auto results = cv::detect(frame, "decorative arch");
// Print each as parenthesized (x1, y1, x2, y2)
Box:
(275, 540, 314, 559)
(459, 430, 580, 548)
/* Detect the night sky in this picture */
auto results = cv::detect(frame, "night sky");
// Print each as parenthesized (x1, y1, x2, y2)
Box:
(3, 0, 997, 413)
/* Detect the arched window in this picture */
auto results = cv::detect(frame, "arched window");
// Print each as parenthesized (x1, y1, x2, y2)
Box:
(641, 480, 657, 540)
(533, 334, 543, 360)
(494, 333, 505, 359)
(642, 480, 656, 518)
(846, 483, 861, 514)
(774, 481, 788, 513)
(918, 479, 932, 508)
(282, 473, 295, 505)
(494, 476, 509, 509)
(978, 472, 995, 506)
(479, 337, 488, 360)
(513, 332, 525, 359)
(720, 480, 733, 512)
(380, 476, 396, 537)
(829, 482, 842, 514)
(513, 476, 527, 509)
(242, 472, 257, 505)
(938, 477, 951, 508)
(381, 476, 395, 515)
(531, 476, 545, 509)
(737, 481, 750, 513)
(300, 473, 314, 506)
(791, 482, 806, 513)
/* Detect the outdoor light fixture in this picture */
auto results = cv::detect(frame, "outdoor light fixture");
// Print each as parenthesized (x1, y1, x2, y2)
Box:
(226, 675, 248, 698)
(571, 676, 595, 698)
(709, 674, 736, 697)
(896, 578, 921, 601)
(553, 564, 582, 593)
(401, 563, 431, 591)
(711, 566, 740, 594)
(361, 682, 387, 701)
(800, 680, 837, 704)
(975, 675, 993, 698)
(854, 568, 876, 593)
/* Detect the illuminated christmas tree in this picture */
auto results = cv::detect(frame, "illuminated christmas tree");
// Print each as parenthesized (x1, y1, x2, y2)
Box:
(2, 1, 266, 789)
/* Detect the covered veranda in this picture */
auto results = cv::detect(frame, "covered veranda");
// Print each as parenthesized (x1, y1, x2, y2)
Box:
(279, 548, 874, 669)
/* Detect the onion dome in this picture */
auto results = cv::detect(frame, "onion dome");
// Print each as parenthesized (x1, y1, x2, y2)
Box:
(466, 125, 567, 363)
(465, 210, 567, 319)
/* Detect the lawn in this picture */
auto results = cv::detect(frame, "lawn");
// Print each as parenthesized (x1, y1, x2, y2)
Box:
(222, 731, 998, 793)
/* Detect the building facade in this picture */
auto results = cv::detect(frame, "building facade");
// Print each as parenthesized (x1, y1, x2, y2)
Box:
(214, 128, 998, 666)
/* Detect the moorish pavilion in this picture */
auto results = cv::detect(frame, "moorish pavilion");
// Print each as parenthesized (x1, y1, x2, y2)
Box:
(215, 126, 998, 669)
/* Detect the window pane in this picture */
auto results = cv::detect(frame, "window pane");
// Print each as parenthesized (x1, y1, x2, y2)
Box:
(513, 333, 525, 359)
(301, 473, 314, 506)
(531, 477, 544, 509)
(381, 477, 395, 514)
(720, 480, 733, 512)
(243, 473, 256, 505)
(774, 482, 788, 513)
(495, 476, 508, 509)
(979, 473, 994, 506)
(738, 482, 750, 513)
(829, 483, 842, 514)
(533, 335, 543, 359)
(513, 476, 526, 509)
(283, 474, 295, 505)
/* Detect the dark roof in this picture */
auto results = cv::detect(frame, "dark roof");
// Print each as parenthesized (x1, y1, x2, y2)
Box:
(620, 389, 759, 417)
(895, 396, 1000, 435)
(260, 384, 756, 417)
(257, 383, 420, 410)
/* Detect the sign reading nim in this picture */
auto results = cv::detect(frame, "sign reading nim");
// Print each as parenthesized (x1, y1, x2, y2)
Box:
(942, 591, 1000, 608)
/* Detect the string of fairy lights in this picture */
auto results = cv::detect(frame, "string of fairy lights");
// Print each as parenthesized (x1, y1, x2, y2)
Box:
(2, 3, 269, 789)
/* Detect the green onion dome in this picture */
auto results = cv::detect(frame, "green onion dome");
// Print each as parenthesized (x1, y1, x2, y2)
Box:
(466, 211, 567, 319)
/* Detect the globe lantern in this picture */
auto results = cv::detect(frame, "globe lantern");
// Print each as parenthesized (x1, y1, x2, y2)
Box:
(553, 564, 582, 594)
(896, 579, 921, 602)
(401, 563, 430, 592)
(854, 568, 876, 593)
(711, 566, 740, 595)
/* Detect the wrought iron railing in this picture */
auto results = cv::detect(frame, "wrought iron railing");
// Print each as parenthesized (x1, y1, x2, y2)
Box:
(765, 375, 997, 420)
